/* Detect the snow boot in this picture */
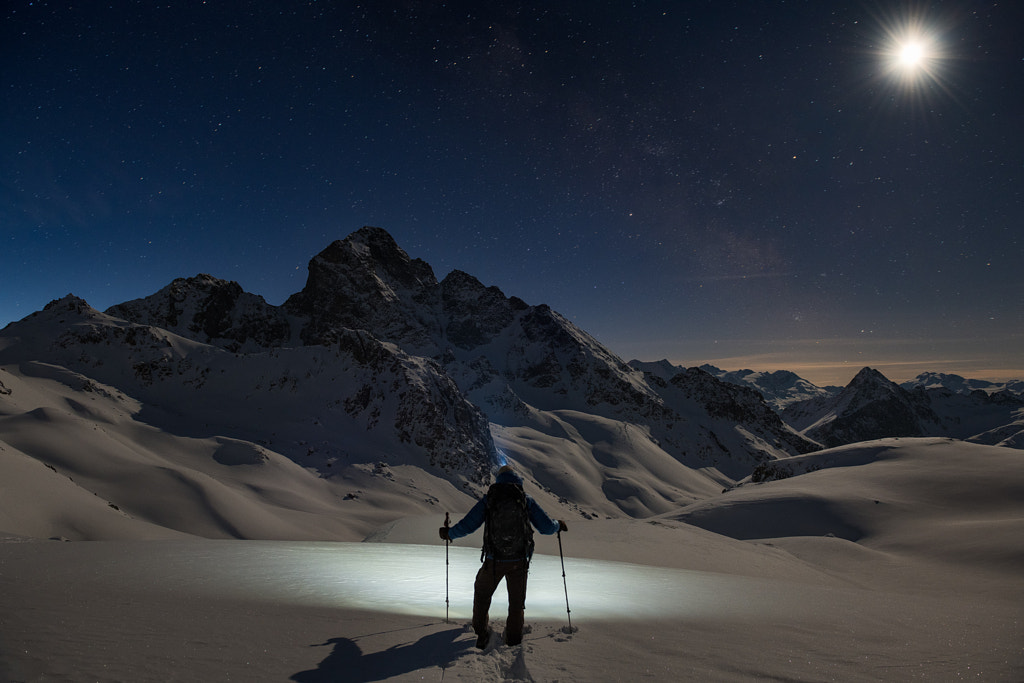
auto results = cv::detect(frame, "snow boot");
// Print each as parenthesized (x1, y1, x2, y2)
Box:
(504, 609, 525, 646)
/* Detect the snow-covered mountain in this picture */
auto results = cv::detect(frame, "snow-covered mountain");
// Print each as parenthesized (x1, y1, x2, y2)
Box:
(1, 227, 823, 536)
(706, 366, 841, 409)
(901, 371, 1024, 397)
(636, 362, 1024, 448)
(5, 227, 1020, 540)
(782, 366, 1024, 449)
(781, 367, 941, 447)
(4, 237, 1023, 679)
(632, 361, 841, 410)
(913, 384, 1024, 449)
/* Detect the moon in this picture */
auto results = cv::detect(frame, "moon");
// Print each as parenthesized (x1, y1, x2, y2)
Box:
(892, 35, 935, 77)
(878, 20, 944, 89)
(898, 41, 925, 68)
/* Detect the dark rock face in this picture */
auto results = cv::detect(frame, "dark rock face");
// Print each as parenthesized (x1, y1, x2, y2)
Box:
(670, 367, 815, 454)
(284, 227, 440, 348)
(107, 274, 291, 351)
(441, 270, 523, 351)
(331, 328, 493, 482)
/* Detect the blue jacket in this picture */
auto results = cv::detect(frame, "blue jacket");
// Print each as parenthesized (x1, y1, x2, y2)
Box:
(447, 470, 560, 555)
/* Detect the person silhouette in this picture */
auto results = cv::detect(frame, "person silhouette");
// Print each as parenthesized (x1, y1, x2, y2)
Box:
(440, 465, 567, 648)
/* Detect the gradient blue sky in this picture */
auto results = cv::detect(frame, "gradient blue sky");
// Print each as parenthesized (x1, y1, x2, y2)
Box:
(3, 1, 1021, 387)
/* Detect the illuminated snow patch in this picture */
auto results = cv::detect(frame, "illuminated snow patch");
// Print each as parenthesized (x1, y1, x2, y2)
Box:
(86, 541, 811, 622)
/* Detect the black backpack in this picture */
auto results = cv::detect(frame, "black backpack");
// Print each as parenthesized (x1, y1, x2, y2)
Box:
(482, 481, 534, 562)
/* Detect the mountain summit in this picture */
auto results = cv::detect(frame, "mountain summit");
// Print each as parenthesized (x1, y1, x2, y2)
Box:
(285, 227, 442, 348)
(2, 227, 820, 522)
(784, 367, 943, 447)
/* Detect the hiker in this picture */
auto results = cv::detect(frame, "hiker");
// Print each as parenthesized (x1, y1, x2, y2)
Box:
(439, 465, 567, 648)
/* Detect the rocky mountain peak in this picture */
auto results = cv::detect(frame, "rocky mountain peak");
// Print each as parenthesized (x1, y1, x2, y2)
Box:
(284, 226, 440, 347)
(785, 367, 943, 448)
(106, 274, 290, 351)
(833, 367, 912, 415)
(684, 362, 839, 410)
(43, 294, 95, 316)
(440, 269, 486, 294)
(848, 366, 893, 390)
(311, 226, 438, 296)
(629, 359, 684, 382)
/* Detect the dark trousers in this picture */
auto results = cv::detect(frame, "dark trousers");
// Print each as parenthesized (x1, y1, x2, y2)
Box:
(473, 558, 528, 645)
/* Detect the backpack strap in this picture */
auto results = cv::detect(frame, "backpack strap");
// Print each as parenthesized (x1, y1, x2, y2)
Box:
(481, 483, 496, 562)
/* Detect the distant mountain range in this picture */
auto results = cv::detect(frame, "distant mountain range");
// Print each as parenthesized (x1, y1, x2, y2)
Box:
(662, 363, 840, 409)
(899, 371, 1024, 397)
(1, 227, 1021, 530)
(645, 362, 1024, 450)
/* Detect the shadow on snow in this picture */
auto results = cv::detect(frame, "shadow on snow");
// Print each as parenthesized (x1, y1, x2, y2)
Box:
(290, 626, 467, 682)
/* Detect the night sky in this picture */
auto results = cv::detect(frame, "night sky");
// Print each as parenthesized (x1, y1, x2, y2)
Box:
(3, 1, 1022, 386)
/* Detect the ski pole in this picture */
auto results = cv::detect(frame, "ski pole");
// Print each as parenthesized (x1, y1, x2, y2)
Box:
(444, 512, 451, 624)
(557, 529, 573, 633)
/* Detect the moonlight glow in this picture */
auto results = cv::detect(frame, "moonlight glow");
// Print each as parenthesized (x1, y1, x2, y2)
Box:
(888, 32, 938, 82)
(875, 13, 947, 91)
(898, 41, 925, 67)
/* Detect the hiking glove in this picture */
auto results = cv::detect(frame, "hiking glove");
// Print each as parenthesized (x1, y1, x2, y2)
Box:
(558, 520, 568, 532)
(439, 526, 450, 541)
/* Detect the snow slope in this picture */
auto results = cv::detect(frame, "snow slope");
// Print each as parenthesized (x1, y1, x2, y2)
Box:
(0, 362, 477, 543)
(2, 437, 1021, 681)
